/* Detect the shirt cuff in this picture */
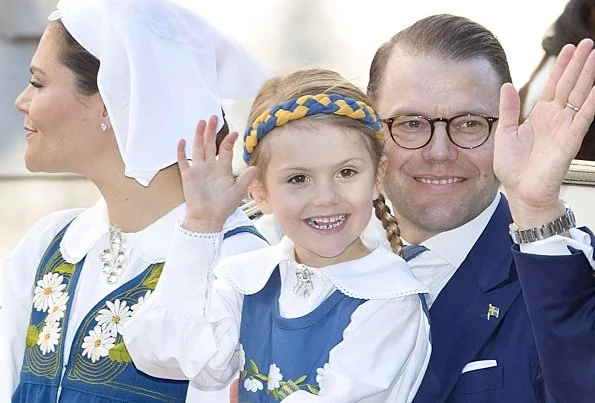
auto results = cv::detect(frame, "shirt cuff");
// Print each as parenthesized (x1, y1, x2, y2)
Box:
(152, 223, 224, 314)
(519, 228, 595, 270)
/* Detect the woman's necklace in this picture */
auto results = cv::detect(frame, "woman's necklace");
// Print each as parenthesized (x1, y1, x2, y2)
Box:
(99, 224, 126, 284)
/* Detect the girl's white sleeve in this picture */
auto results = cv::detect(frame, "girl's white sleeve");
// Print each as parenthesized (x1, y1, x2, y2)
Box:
(282, 294, 431, 403)
(122, 224, 267, 390)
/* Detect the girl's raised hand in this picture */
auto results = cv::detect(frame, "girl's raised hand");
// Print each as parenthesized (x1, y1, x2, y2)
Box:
(178, 116, 258, 233)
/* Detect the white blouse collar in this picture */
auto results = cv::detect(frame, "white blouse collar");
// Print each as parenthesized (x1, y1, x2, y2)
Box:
(60, 198, 185, 264)
(217, 237, 429, 300)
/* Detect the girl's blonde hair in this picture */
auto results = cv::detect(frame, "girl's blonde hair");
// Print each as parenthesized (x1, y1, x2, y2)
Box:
(246, 68, 404, 257)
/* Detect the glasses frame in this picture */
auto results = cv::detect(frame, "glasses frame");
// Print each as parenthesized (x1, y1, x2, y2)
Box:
(382, 113, 499, 150)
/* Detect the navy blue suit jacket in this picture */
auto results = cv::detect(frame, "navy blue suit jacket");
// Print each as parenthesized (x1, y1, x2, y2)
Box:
(514, 227, 595, 402)
(413, 196, 593, 403)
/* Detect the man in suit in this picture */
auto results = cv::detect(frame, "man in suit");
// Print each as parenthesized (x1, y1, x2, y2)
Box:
(367, 14, 595, 402)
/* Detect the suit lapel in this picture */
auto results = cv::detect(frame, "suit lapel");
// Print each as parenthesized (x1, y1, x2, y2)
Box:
(415, 197, 522, 402)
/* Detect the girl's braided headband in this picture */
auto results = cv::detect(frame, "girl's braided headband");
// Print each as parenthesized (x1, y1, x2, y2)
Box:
(243, 93, 383, 163)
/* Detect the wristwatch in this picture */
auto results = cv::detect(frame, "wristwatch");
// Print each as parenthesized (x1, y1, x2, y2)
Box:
(509, 203, 576, 244)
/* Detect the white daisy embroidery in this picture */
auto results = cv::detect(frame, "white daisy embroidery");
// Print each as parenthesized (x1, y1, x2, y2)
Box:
(244, 378, 263, 393)
(316, 363, 330, 388)
(95, 299, 132, 337)
(81, 325, 116, 363)
(37, 321, 61, 355)
(33, 273, 66, 312)
(267, 363, 283, 391)
(45, 293, 69, 323)
(238, 344, 246, 372)
(131, 290, 152, 313)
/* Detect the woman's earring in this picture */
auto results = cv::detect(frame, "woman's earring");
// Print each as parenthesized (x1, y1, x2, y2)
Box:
(100, 122, 108, 132)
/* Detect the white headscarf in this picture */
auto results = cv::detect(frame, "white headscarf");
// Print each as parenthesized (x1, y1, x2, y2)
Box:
(50, 0, 268, 186)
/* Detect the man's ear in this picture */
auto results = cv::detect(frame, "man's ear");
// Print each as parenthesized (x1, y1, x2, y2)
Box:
(373, 156, 388, 199)
(248, 179, 272, 214)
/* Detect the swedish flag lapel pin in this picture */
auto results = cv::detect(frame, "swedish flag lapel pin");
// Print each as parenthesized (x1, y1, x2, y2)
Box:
(486, 304, 500, 320)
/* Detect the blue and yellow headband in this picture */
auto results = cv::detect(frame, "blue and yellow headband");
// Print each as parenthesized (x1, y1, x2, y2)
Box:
(243, 93, 383, 163)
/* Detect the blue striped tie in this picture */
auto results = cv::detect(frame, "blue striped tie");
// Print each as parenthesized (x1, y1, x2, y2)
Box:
(403, 244, 428, 261)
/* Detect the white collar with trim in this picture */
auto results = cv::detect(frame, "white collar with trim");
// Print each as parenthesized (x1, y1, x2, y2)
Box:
(216, 236, 429, 300)
(60, 198, 186, 264)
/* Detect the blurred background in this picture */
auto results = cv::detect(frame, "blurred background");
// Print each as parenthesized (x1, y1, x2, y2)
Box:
(0, 0, 586, 281)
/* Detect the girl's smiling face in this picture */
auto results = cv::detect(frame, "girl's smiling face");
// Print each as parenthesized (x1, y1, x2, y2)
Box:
(252, 121, 385, 268)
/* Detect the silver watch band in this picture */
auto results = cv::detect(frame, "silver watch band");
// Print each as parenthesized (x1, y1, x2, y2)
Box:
(509, 204, 576, 244)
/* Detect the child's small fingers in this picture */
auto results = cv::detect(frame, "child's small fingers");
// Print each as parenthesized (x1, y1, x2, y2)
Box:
(193, 120, 207, 161)
(177, 139, 190, 171)
(204, 115, 219, 161)
(218, 132, 238, 167)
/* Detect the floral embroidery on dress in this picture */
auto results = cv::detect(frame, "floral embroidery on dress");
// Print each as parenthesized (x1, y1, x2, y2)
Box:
(27, 269, 72, 356)
(45, 293, 69, 323)
(33, 272, 66, 312)
(241, 358, 320, 400)
(95, 299, 132, 337)
(244, 378, 264, 393)
(37, 320, 62, 355)
(74, 264, 163, 368)
(82, 325, 116, 363)
(315, 363, 330, 388)
(23, 245, 165, 393)
(267, 364, 283, 391)
(78, 294, 149, 363)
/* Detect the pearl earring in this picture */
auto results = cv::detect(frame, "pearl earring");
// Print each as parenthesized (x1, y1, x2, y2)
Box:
(100, 122, 108, 132)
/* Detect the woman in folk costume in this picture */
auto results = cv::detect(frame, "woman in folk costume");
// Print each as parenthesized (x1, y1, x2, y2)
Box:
(0, 0, 268, 401)
(123, 69, 432, 402)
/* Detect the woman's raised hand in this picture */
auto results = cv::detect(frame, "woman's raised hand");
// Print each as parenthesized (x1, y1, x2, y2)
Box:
(178, 116, 258, 232)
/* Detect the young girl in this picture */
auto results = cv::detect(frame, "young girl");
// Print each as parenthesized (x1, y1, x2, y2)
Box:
(123, 69, 431, 402)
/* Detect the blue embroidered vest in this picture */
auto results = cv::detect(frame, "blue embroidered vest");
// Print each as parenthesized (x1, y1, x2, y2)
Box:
(238, 268, 366, 402)
(13, 222, 265, 403)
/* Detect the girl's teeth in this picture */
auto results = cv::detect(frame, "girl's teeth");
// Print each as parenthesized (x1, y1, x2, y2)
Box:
(307, 214, 346, 229)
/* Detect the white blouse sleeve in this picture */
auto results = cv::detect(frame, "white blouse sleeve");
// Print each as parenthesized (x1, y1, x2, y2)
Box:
(282, 294, 431, 403)
(0, 209, 82, 402)
(122, 223, 268, 389)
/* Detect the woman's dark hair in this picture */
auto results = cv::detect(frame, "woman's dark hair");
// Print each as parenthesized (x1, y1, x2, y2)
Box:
(52, 20, 100, 96)
(368, 14, 512, 101)
(543, 0, 595, 56)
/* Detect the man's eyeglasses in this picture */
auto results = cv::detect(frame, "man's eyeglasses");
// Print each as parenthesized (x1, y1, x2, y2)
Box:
(382, 114, 499, 150)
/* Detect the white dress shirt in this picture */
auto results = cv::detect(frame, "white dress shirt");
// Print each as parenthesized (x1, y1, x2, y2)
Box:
(404, 193, 595, 307)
